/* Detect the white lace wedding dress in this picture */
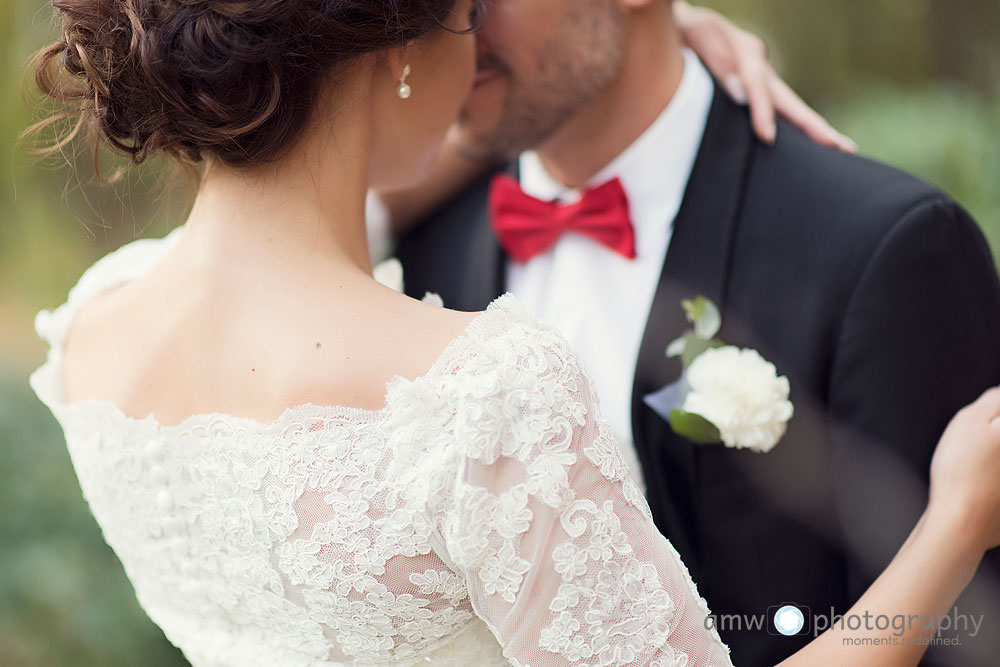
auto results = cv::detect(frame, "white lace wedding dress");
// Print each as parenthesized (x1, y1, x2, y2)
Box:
(29, 228, 734, 667)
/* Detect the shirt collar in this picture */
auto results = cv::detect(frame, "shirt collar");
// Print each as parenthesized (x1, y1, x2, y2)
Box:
(518, 50, 714, 222)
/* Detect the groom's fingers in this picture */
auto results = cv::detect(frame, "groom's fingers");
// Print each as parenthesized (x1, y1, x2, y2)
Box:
(769, 77, 858, 154)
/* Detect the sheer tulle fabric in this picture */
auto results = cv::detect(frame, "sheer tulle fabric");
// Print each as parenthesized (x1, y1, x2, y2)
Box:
(29, 229, 732, 666)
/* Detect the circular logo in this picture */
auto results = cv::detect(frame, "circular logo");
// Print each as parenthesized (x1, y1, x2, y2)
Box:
(773, 605, 805, 636)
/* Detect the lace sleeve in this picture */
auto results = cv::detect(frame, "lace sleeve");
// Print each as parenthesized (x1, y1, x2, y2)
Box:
(417, 319, 735, 667)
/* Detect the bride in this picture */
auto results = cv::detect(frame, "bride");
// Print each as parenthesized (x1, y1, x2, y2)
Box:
(27, 1, 1000, 665)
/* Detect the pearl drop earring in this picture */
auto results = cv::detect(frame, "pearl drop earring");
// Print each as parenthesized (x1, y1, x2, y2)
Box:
(397, 65, 412, 100)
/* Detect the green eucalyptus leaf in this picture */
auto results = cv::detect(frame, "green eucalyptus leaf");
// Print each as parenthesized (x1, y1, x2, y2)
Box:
(681, 296, 722, 340)
(668, 409, 722, 444)
(681, 298, 703, 323)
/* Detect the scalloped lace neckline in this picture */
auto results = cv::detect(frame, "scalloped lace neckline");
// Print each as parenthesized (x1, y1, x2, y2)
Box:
(39, 226, 518, 433)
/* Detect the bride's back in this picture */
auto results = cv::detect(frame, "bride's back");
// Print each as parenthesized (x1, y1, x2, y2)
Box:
(60, 236, 477, 427)
(30, 228, 535, 666)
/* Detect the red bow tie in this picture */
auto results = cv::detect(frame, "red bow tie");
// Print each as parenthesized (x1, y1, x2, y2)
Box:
(488, 174, 636, 264)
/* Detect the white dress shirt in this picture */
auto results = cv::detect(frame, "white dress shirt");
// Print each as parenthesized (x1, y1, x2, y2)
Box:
(507, 50, 714, 492)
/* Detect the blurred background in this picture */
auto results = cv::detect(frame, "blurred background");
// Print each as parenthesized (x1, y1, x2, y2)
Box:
(1, 0, 998, 664)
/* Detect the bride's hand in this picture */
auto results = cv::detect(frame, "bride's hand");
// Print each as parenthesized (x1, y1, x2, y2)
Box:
(673, 1, 857, 153)
(928, 386, 1000, 553)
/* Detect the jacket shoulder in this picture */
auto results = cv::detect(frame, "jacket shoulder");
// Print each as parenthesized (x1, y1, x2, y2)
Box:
(752, 119, 947, 233)
(736, 118, 981, 280)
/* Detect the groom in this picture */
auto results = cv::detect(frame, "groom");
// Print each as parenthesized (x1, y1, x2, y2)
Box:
(395, 1, 1000, 665)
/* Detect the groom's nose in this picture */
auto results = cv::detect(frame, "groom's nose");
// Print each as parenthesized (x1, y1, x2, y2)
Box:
(475, 30, 505, 75)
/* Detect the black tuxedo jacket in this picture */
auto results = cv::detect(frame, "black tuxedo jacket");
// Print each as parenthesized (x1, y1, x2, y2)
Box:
(395, 85, 1000, 666)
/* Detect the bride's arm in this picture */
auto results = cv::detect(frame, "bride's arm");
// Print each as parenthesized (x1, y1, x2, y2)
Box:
(776, 388, 1000, 666)
(376, 2, 854, 236)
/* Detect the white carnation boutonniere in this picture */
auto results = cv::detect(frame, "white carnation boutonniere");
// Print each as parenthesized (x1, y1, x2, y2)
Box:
(646, 296, 794, 454)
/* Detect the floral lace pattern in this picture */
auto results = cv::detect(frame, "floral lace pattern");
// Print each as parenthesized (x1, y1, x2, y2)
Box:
(29, 229, 733, 667)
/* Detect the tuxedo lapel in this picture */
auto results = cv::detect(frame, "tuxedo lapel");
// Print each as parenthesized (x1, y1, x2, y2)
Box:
(630, 85, 755, 570)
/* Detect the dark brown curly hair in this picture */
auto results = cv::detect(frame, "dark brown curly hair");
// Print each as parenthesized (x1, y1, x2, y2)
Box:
(26, 0, 478, 173)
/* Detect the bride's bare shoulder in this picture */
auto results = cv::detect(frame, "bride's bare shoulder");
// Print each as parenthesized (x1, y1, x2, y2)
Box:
(366, 287, 485, 366)
(60, 278, 149, 406)
(58, 267, 492, 422)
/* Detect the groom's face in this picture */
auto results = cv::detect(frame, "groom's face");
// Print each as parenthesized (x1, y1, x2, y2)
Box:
(453, 0, 628, 160)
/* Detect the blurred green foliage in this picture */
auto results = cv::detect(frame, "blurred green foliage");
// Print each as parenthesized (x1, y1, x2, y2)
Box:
(1, 0, 998, 665)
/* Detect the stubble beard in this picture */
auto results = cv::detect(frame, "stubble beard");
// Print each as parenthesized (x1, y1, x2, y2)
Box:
(454, 3, 627, 162)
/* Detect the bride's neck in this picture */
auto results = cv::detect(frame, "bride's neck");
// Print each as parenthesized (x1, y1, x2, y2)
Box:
(181, 81, 375, 278)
